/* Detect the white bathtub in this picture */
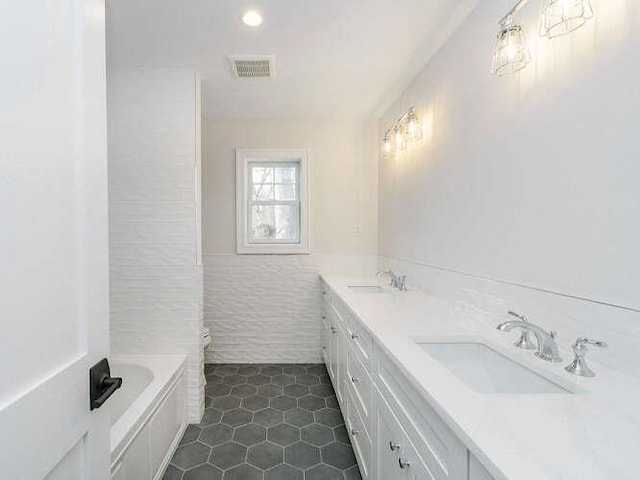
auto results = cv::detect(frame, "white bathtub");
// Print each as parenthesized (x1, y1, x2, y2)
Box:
(110, 355, 187, 480)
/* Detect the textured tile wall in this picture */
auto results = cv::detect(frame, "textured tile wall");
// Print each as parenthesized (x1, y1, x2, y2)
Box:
(379, 256, 640, 380)
(204, 255, 376, 364)
(108, 69, 204, 422)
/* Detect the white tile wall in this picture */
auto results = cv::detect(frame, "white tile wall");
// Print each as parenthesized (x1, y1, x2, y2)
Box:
(204, 254, 376, 363)
(108, 68, 204, 422)
(379, 256, 640, 380)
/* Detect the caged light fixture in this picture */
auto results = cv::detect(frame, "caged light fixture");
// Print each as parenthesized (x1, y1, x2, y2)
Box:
(381, 107, 423, 158)
(492, 0, 595, 76)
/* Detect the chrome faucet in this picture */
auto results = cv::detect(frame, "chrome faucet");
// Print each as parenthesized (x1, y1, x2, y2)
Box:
(376, 270, 408, 291)
(497, 319, 563, 362)
(507, 311, 537, 350)
(565, 337, 607, 377)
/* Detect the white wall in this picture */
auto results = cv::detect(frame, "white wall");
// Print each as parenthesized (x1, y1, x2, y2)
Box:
(108, 68, 204, 421)
(379, 0, 640, 377)
(203, 119, 378, 363)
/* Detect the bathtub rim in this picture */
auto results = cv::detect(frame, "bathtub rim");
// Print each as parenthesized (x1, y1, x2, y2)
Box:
(110, 354, 186, 468)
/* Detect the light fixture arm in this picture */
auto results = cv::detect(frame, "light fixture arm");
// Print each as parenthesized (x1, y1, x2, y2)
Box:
(498, 0, 532, 27)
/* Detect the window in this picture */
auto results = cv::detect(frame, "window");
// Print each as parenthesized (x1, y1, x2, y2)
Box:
(236, 149, 310, 254)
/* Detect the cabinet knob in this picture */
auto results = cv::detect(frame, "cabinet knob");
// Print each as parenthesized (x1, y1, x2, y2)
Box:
(351, 333, 360, 340)
(389, 441, 400, 452)
(331, 327, 338, 334)
(322, 315, 326, 320)
(398, 458, 411, 470)
(351, 376, 360, 384)
(351, 428, 360, 436)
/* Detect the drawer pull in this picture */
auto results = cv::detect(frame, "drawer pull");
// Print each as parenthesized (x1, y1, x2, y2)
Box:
(398, 458, 411, 470)
(322, 315, 326, 319)
(350, 376, 360, 384)
(389, 441, 401, 452)
(351, 333, 360, 340)
(331, 327, 338, 334)
(351, 428, 360, 436)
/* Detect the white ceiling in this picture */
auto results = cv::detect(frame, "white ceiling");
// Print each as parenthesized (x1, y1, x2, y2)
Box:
(106, 0, 476, 120)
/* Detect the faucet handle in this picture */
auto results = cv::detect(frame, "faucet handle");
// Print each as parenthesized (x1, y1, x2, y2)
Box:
(507, 311, 537, 350)
(565, 337, 607, 377)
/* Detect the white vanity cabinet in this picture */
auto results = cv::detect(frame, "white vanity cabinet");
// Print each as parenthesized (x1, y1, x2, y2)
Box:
(320, 279, 496, 480)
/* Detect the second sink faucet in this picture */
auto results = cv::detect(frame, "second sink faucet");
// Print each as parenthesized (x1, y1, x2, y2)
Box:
(497, 317, 563, 363)
(376, 270, 408, 291)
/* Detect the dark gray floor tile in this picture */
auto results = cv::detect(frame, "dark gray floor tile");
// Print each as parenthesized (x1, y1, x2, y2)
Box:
(206, 383, 231, 397)
(200, 424, 233, 447)
(199, 408, 223, 426)
(213, 365, 238, 376)
(231, 384, 257, 397)
(315, 408, 344, 427)
(247, 374, 272, 386)
(282, 365, 306, 375)
(296, 374, 320, 386)
(223, 464, 262, 480)
(213, 395, 241, 411)
(333, 425, 349, 444)
(267, 423, 300, 446)
(162, 464, 183, 480)
(204, 396, 214, 408)
(325, 395, 339, 409)
(284, 384, 310, 398)
(310, 384, 335, 398)
(237, 366, 261, 376)
(305, 464, 344, 480)
(222, 374, 246, 386)
(205, 373, 223, 384)
(264, 463, 303, 480)
(301, 424, 334, 447)
(171, 442, 210, 469)
(242, 395, 269, 411)
(284, 441, 320, 469)
(183, 463, 223, 480)
(322, 442, 357, 469)
(261, 366, 282, 376)
(306, 365, 327, 376)
(272, 374, 296, 386)
(258, 384, 283, 397)
(222, 408, 252, 427)
(180, 424, 202, 445)
(254, 408, 284, 427)
(209, 442, 247, 470)
(298, 395, 326, 411)
(271, 395, 297, 411)
(247, 441, 283, 469)
(345, 465, 363, 480)
(234, 424, 266, 447)
(285, 408, 314, 427)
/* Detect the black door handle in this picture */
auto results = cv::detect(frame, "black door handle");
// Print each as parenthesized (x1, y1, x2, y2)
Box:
(90, 358, 123, 411)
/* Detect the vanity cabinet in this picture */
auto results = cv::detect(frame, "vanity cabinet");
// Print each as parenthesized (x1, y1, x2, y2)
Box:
(320, 280, 496, 480)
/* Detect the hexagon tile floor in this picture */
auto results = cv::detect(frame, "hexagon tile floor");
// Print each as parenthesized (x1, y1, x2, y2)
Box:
(163, 364, 363, 480)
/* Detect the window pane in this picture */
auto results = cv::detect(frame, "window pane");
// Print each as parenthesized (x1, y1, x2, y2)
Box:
(275, 184, 296, 201)
(275, 166, 296, 184)
(251, 166, 273, 184)
(252, 183, 274, 201)
(250, 205, 299, 242)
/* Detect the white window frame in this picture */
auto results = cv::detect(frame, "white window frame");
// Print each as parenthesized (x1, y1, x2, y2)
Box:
(236, 149, 310, 254)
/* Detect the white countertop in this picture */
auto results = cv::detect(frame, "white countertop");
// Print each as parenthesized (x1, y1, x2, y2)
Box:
(321, 275, 640, 480)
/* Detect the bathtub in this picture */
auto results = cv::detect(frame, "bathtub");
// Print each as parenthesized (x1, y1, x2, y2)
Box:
(109, 355, 187, 480)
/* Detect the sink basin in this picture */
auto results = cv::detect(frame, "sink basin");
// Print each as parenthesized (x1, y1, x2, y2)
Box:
(417, 341, 572, 395)
(347, 285, 392, 294)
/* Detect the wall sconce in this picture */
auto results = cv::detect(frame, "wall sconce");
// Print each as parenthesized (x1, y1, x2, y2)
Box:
(539, 0, 593, 38)
(492, 0, 594, 76)
(381, 107, 423, 158)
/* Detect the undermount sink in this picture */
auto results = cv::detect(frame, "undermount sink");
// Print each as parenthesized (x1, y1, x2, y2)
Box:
(347, 285, 393, 294)
(417, 341, 573, 395)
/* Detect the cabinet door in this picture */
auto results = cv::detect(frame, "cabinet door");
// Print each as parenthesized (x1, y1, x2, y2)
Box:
(336, 325, 347, 406)
(375, 393, 410, 480)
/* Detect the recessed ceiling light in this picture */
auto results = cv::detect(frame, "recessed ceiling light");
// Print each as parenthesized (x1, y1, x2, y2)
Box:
(242, 10, 263, 27)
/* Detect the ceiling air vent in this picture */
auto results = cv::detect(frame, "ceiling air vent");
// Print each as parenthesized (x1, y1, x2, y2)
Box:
(228, 55, 275, 79)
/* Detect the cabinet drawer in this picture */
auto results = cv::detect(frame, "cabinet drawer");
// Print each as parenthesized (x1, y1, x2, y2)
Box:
(346, 350, 372, 433)
(347, 317, 373, 371)
(376, 350, 467, 480)
(346, 388, 371, 480)
(469, 454, 494, 480)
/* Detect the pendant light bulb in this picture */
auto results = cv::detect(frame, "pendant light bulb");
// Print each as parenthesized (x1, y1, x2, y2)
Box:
(492, 17, 531, 76)
(405, 108, 423, 143)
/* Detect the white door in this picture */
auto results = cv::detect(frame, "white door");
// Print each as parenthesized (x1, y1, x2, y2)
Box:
(0, 0, 110, 479)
